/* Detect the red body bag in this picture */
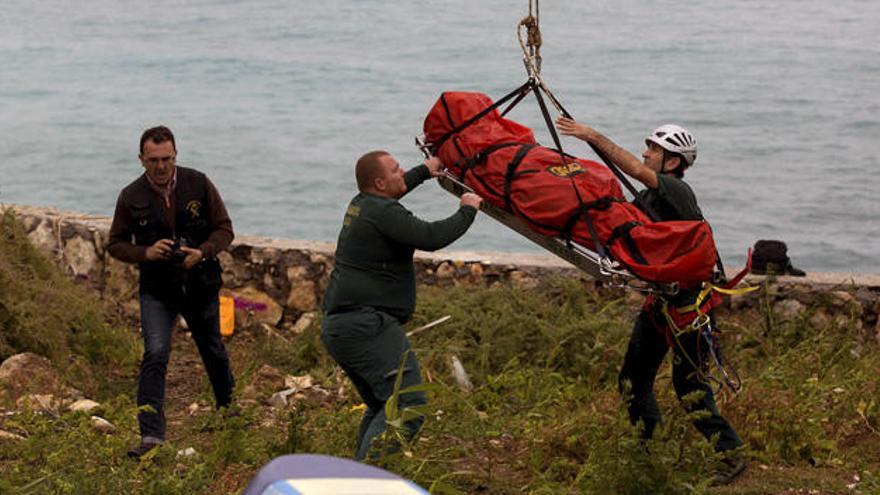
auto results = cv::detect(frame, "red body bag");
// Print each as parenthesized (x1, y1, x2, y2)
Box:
(423, 91, 718, 285)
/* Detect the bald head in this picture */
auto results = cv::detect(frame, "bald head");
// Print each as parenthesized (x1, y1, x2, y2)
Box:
(356, 150, 391, 192)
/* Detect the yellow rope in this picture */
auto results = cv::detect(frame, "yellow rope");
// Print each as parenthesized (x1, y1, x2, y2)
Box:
(674, 283, 758, 315)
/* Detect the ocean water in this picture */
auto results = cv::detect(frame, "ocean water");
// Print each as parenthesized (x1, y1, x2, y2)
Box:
(1, 1, 877, 273)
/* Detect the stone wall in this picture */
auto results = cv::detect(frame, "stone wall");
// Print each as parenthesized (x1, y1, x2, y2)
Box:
(5, 205, 880, 335)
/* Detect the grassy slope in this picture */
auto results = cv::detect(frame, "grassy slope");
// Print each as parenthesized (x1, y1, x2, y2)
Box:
(1, 212, 879, 494)
(0, 211, 139, 398)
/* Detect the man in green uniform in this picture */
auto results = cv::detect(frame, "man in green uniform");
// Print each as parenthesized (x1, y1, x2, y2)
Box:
(322, 150, 482, 461)
(557, 117, 746, 485)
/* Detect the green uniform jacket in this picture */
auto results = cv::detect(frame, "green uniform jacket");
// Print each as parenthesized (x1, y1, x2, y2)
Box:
(323, 165, 477, 323)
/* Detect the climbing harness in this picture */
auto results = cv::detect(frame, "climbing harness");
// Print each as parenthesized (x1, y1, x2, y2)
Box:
(651, 256, 758, 393)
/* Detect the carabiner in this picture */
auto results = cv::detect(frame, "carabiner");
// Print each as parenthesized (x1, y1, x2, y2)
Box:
(691, 313, 711, 331)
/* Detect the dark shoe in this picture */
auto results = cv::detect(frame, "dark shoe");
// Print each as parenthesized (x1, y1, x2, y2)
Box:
(127, 439, 162, 459)
(219, 404, 243, 418)
(711, 457, 747, 486)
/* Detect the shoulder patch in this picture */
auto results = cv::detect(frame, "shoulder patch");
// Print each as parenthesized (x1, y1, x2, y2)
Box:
(343, 204, 360, 226)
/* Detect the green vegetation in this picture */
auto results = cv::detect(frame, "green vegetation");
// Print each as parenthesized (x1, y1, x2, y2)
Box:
(0, 211, 139, 398)
(1, 212, 878, 493)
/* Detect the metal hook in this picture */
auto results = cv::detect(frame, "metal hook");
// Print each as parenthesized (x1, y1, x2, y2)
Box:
(691, 313, 711, 331)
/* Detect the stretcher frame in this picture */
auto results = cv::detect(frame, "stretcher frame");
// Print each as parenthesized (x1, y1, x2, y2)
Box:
(434, 170, 676, 294)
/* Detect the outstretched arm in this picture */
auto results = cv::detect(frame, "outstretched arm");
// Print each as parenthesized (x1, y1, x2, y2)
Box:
(376, 194, 481, 252)
(556, 117, 658, 188)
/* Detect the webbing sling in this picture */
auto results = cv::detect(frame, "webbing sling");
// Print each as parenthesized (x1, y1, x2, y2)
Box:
(606, 221, 649, 266)
(558, 196, 623, 243)
(454, 142, 521, 182)
(503, 144, 536, 211)
(547, 97, 660, 222)
(533, 84, 608, 259)
(501, 88, 532, 118)
(433, 81, 534, 154)
(454, 143, 594, 237)
(439, 95, 468, 161)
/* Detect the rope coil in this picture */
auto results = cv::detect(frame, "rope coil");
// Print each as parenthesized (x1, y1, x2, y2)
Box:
(517, 0, 542, 77)
(518, 0, 541, 75)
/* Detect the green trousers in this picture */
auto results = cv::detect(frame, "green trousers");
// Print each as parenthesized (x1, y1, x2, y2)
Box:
(321, 307, 427, 460)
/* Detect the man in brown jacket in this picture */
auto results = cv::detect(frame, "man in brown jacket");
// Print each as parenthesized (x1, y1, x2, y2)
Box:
(108, 125, 235, 458)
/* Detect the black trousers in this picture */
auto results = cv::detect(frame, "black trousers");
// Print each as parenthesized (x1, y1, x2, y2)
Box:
(137, 292, 234, 441)
(618, 309, 743, 452)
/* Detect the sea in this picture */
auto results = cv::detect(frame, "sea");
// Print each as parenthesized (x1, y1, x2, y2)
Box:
(1, 0, 877, 273)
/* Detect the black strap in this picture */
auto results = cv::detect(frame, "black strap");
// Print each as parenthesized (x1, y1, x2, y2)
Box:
(532, 86, 609, 259)
(606, 221, 638, 247)
(432, 81, 533, 152)
(501, 87, 532, 118)
(438, 95, 469, 162)
(558, 196, 621, 242)
(455, 143, 525, 201)
(570, 182, 607, 258)
(456, 142, 522, 182)
(532, 84, 566, 156)
(607, 221, 649, 265)
(440, 93, 456, 129)
(503, 144, 536, 210)
(559, 212, 581, 242)
(582, 196, 620, 211)
(549, 96, 661, 222)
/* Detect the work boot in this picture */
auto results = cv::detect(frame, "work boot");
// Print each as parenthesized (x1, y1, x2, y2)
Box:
(711, 456, 747, 486)
(218, 403, 242, 417)
(126, 438, 162, 459)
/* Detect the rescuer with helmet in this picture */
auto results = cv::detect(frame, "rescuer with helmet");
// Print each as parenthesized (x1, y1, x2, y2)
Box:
(557, 117, 746, 486)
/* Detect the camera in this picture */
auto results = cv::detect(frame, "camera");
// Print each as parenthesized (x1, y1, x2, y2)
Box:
(170, 237, 188, 266)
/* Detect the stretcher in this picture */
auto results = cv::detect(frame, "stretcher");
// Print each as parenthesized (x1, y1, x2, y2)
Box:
(431, 167, 676, 294)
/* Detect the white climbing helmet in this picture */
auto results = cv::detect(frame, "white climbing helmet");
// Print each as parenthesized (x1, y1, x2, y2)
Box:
(645, 124, 697, 167)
